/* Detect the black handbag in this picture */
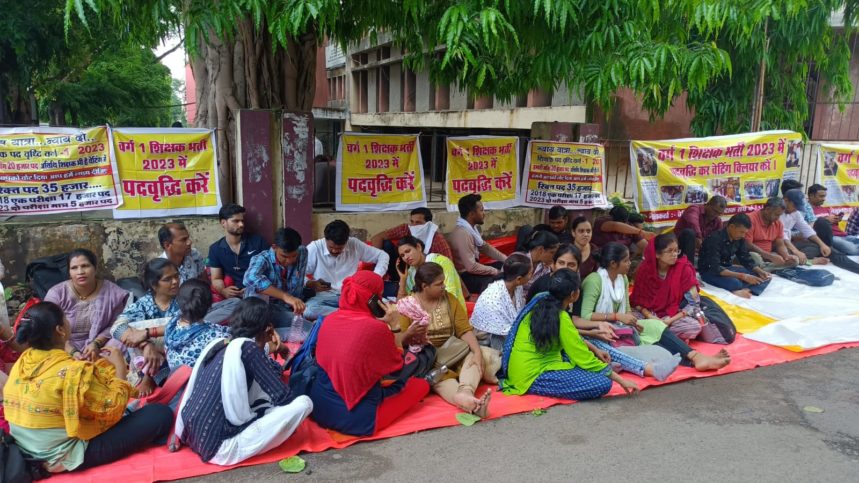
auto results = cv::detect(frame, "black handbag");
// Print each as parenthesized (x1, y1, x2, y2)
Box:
(1, 428, 50, 483)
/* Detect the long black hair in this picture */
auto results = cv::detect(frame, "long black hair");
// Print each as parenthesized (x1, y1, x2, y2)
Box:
(501, 253, 532, 282)
(529, 269, 581, 352)
(553, 243, 581, 267)
(229, 298, 273, 339)
(177, 279, 212, 322)
(516, 226, 560, 252)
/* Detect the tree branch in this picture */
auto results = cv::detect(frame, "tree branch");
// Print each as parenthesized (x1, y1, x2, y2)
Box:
(154, 37, 185, 63)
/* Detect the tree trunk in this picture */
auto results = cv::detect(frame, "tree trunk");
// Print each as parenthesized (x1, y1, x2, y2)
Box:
(190, 20, 318, 203)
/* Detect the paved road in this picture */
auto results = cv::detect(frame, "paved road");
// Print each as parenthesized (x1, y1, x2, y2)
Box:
(186, 348, 859, 482)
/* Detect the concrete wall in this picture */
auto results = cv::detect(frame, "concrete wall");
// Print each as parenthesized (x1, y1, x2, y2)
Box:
(350, 105, 586, 130)
(0, 206, 544, 284)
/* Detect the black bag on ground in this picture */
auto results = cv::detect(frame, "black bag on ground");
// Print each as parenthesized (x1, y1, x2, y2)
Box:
(1, 429, 49, 482)
(24, 253, 69, 299)
(699, 296, 737, 344)
(384, 344, 437, 382)
(116, 277, 147, 301)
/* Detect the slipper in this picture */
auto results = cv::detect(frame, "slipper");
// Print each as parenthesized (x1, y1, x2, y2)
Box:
(472, 389, 492, 419)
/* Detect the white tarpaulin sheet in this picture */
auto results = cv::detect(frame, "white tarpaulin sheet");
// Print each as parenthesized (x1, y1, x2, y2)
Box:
(700, 261, 859, 321)
(745, 314, 859, 350)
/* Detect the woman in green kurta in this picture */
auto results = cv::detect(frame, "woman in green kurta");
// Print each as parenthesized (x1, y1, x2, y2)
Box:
(499, 269, 639, 400)
(580, 242, 730, 372)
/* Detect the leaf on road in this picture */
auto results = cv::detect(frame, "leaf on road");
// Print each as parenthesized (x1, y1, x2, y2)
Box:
(278, 456, 306, 473)
(456, 413, 481, 426)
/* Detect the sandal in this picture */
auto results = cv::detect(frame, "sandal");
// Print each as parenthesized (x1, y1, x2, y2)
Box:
(472, 389, 492, 419)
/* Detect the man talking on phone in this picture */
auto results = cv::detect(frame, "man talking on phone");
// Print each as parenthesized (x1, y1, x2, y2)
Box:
(808, 184, 859, 255)
(304, 220, 390, 321)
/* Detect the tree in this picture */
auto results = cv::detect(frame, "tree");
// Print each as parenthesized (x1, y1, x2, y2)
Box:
(66, 1, 856, 191)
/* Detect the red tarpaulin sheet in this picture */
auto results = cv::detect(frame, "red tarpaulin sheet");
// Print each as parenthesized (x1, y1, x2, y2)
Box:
(52, 335, 859, 482)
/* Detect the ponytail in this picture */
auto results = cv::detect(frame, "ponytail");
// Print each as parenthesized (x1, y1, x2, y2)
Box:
(529, 269, 581, 352)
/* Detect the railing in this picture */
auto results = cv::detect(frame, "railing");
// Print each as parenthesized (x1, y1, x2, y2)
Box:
(313, 136, 846, 210)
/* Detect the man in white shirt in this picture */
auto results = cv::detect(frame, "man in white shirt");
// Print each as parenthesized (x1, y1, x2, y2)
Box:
(304, 220, 390, 320)
(784, 188, 859, 275)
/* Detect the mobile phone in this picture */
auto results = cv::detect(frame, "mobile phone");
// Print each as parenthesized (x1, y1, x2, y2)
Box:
(397, 257, 407, 274)
(318, 279, 331, 288)
(368, 294, 387, 318)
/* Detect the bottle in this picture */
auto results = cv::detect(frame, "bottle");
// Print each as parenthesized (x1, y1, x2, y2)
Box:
(287, 315, 310, 343)
(424, 365, 449, 384)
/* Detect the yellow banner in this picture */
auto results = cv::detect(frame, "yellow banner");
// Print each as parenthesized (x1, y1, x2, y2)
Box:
(446, 136, 520, 211)
(818, 143, 859, 210)
(112, 128, 220, 219)
(631, 130, 802, 225)
(0, 127, 121, 215)
(522, 141, 610, 209)
(336, 133, 426, 211)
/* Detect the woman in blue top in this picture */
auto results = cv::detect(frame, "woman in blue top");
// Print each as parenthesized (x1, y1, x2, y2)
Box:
(165, 280, 231, 371)
(110, 258, 181, 395)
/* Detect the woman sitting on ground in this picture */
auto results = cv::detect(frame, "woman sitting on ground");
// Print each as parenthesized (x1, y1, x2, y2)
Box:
(44, 248, 130, 361)
(526, 244, 582, 306)
(310, 271, 430, 436)
(571, 217, 600, 280)
(498, 270, 640, 400)
(581, 243, 730, 372)
(398, 263, 497, 416)
(174, 298, 313, 466)
(110, 258, 181, 396)
(631, 234, 726, 344)
(470, 254, 532, 351)
(164, 279, 231, 371)
(516, 228, 560, 292)
(396, 236, 465, 308)
(3, 302, 172, 473)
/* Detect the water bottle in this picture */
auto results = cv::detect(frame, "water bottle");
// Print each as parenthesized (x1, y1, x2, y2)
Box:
(424, 365, 449, 384)
(287, 315, 311, 344)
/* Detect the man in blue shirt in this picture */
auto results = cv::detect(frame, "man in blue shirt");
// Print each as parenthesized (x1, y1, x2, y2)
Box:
(208, 203, 269, 300)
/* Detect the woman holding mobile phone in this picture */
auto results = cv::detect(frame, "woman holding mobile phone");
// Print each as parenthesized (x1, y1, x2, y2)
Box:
(396, 236, 466, 309)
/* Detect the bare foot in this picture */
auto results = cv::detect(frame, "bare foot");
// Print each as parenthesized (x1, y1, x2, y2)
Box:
(718, 348, 730, 358)
(473, 390, 492, 418)
(812, 257, 829, 265)
(732, 289, 752, 299)
(453, 390, 480, 413)
(137, 375, 156, 397)
(690, 351, 731, 371)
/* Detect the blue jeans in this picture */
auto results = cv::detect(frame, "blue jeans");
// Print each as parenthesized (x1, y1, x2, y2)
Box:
(305, 290, 341, 321)
(832, 235, 859, 256)
(701, 266, 770, 296)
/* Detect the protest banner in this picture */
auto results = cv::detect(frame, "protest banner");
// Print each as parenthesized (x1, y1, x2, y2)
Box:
(521, 140, 611, 209)
(0, 126, 121, 215)
(335, 133, 426, 211)
(817, 143, 859, 212)
(630, 130, 802, 226)
(112, 127, 220, 219)
(445, 136, 520, 211)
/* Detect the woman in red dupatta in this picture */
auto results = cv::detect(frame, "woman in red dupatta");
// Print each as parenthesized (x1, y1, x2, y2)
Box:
(310, 271, 429, 436)
(631, 233, 725, 343)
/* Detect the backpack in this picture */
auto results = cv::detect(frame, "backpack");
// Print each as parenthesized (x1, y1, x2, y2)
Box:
(24, 253, 69, 299)
(773, 267, 835, 287)
(285, 316, 325, 397)
(699, 296, 737, 343)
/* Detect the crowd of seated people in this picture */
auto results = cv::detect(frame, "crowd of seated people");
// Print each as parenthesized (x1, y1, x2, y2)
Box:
(3, 194, 858, 476)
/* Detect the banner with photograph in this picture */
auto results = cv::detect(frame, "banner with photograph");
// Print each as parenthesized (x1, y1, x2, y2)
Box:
(336, 133, 426, 211)
(630, 130, 802, 226)
(817, 143, 859, 212)
(521, 140, 611, 209)
(0, 126, 122, 215)
(445, 136, 520, 211)
(112, 128, 220, 219)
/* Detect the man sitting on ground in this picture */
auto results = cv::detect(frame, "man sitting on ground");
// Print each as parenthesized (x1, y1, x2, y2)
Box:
(807, 184, 859, 255)
(744, 197, 799, 269)
(158, 222, 205, 283)
(591, 205, 654, 253)
(780, 189, 831, 265)
(370, 207, 452, 281)
(533, 206, 573, 244)
(244, 228, 307, 330)
(698, 213, 771, 298)
(674, 195, 727, 263)
(785, 188, 859, 275)
(304, 220, 389, 320)
(208, 203, 268, 300)
(450, 193, 508, 294)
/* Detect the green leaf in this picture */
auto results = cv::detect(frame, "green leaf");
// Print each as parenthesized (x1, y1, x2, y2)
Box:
(532, 408, 547, 416)
(278, 456, 307, 473)
(456, 413, 481, 426)
(803, 406, 824, 414)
